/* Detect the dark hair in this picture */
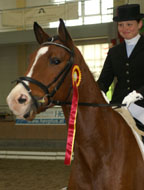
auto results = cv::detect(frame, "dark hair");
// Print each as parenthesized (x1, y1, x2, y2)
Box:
(136, 19, 141, 23)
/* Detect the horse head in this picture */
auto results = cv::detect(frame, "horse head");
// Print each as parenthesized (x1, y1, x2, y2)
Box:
(7, 19, 77, 121)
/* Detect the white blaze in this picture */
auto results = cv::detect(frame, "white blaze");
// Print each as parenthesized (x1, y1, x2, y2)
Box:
(27, 46, 49, 78)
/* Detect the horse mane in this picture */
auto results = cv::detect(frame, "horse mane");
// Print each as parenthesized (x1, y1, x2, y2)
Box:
(72, 45, 105, 104)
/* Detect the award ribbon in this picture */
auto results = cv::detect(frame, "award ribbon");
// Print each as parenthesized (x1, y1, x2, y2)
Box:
(64, 65, 81, 165)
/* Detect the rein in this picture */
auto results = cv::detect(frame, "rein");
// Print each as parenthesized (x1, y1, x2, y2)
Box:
(14, 37, 126, 110)
(51, 100, 126, 108)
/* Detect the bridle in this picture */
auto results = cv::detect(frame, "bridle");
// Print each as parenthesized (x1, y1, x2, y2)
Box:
(14, 37, 125, 111)
(15, 36, 74, 109)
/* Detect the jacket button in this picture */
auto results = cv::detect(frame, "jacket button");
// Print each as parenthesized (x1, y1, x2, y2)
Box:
(127, 87, 130, 90)
(127, 79, 130, 83)
(126, 63, 129, 66)
(126, 71, 129, 74)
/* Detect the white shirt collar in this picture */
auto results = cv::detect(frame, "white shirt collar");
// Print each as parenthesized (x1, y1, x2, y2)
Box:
(125, 34, 141, 45)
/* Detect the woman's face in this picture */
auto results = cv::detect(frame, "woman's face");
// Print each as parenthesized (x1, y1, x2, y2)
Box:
(118, 20, 143, 40)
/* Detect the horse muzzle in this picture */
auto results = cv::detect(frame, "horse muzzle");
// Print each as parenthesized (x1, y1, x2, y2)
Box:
(6, 83, 35, 120)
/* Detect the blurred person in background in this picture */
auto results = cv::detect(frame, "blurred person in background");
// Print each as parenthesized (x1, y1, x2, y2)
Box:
(97, 4, 144, 142)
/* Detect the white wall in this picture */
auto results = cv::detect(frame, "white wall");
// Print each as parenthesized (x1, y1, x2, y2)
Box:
(0, 0, 16, 9)
(0, 0, 57, 9)
(26, 0, 53, 7)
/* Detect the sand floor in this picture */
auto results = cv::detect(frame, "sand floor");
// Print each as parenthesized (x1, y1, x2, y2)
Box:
(0, 159, 71, 190)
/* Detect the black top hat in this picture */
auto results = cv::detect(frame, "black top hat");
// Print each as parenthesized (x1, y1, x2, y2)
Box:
(113, 4, 144, 22)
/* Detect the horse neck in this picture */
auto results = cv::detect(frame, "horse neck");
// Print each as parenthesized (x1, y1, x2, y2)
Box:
(62, 47, 107, 125)
(61, 48, 111, 164)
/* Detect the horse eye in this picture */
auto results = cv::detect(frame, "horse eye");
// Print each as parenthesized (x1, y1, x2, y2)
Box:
(50, 57, 61, 65)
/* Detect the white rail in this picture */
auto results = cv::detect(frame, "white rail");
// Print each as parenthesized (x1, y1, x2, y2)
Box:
(0, 150, 74, 160)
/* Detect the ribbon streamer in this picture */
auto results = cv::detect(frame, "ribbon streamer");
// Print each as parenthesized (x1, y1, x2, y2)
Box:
(64, 65, 81, 165)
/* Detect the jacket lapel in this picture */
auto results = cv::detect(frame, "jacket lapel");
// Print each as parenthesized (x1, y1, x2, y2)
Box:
(118, 41, 128, 59)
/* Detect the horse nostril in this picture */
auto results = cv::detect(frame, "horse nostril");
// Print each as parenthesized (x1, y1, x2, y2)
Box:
(18, 94, 27, 104)
(18, 97, 27, 104)
(24, 112, 30, 119)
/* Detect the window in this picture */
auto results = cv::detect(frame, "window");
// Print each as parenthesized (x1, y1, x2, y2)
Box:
(77, 43, 108, 80)
(77, 43, 114, 100)
(50, 0, 113, 27)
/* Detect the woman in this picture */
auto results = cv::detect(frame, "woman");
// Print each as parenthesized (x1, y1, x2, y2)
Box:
(97, 4, 144, 138)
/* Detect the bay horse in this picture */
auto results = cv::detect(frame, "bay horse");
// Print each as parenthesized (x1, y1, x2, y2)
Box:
(7, 19, 144, 189)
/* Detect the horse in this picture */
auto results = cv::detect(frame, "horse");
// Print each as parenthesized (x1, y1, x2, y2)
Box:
(7, 19, 144, 190)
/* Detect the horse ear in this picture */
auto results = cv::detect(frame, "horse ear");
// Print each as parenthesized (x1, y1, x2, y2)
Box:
(33, 22, 50, 44)
(58, 18, 73, 47)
